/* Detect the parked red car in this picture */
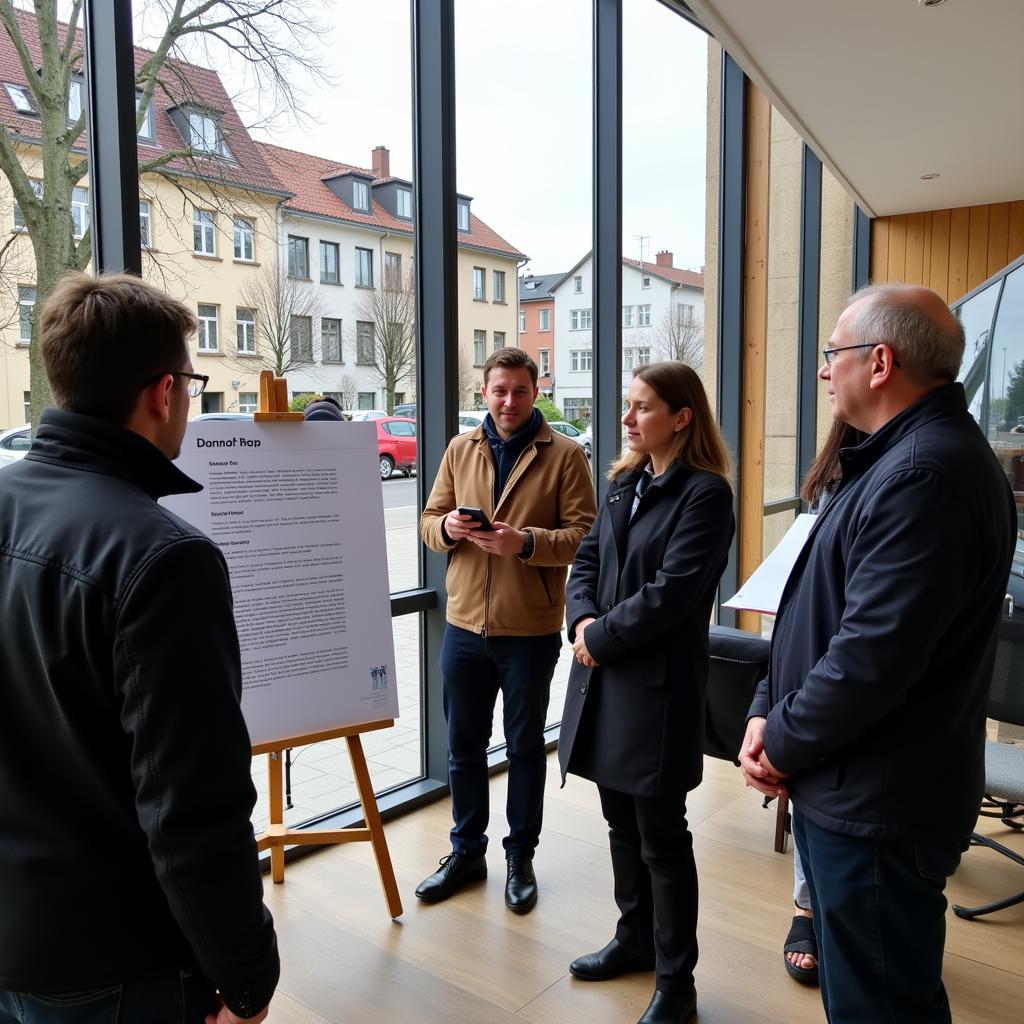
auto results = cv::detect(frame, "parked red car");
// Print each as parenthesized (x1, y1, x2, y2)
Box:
(376, 416, 417, 479)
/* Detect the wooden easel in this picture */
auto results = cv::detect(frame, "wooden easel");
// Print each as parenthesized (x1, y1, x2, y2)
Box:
(249, 371, 403, 919)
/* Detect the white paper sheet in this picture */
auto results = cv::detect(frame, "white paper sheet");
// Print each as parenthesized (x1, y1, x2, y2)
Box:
(723, 513, 817, 615)
(163, 419, 399, 747)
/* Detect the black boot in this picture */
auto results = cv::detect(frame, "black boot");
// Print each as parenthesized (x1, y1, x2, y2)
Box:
(414, 853, 487, 902)
(569, 937, 656, 981)
(636, 988, 697, 1024)
(505, 854, 538, 913)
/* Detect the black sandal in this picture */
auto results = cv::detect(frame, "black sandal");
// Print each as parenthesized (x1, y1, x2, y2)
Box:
(783, 914, 819, 986)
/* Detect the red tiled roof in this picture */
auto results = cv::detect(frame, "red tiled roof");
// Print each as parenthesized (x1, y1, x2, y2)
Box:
(0, 8, 288, 197)
(257, 142, 526, 260)
(624, 257, 704, 290)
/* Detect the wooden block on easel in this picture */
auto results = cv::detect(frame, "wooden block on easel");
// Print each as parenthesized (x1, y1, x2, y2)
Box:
(254, 368, 302, 421)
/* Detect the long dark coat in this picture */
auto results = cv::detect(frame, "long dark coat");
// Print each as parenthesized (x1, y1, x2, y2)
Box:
(558, 461, 734, 797)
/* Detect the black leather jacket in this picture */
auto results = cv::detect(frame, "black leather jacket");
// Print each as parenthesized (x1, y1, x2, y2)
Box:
(0, 409, 278, 1017)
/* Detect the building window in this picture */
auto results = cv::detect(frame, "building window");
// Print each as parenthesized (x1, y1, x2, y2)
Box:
(473, 267, 486, 300)
(238, 392, 258, 414)
(570, 308, 592, 331)
(570, 349, 592, 372)
(356, 320, 375, 364)
(358, 391, 376, 410)
(638, 304, 652, 327)
(519, 310, 526, 333)
(563, 397, 593, 422)
(23, 391, 31, 422)
(197, 304, 219, 351)
(355, 247, 373, 287)
(473, 330, 486, 366)
(678, 303, 694, 324)
(287, 235, 309, 278)
(139, 201, 152, 248)
(137, 93, 154, 140)
(493, 331, 505, 352)
(396, 188, 412, 219)
(352, 180, 370, 212)
(385, 251, 402, 286)
(13, 179, 44, 230)
(188, 110, 228, 157)
(622, 305, 635, 328)
(236, 308, 256, 354)
(573, 275, 582, 293)
(193, 210, 216, 256)
(233, 217, 255, 261)
(18, 286, 35, 344)
(322, 317, 342, 362)
(493, 270, 506, 303)
(71, 187, 89, 239)
(457, 201, 470, 232)
(624, 347, 637, 371)
(539, 308, 550, 332)
(539, 348, 550, 377)
(637, 346, 651, 366)
(320, 241, 340, 284)
(68, 79, 82, 123)
(201, 392, 223, 415)
(290, 315, 313, 361)
(4, 82, 34, 114)
(642, 274, 651, 288)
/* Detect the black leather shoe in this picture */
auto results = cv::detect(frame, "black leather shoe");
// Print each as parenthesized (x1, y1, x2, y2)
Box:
(414, 853, 487, 902)
(569, 938, 656, 981)
(505, 854, 538, 913)
(636, 987, 697, 1024)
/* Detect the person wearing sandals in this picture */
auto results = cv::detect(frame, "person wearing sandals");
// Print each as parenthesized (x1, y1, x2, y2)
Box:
(783, 420, 865, 987)
(559, 362, 734, 1024)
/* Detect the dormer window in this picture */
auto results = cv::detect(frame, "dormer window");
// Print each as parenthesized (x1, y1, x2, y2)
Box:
(137, 93, 155, 141)
(68, 78, 83, 123)
(4, 83, 34, 115)
(187, 110, 230, 158)
(353, 180, 370, 212)
(457, 200, 470, 232)
(396, 187, 412, 219)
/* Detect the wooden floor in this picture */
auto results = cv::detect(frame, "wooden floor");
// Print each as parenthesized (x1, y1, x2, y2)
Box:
(263, 753, 1023, 1023)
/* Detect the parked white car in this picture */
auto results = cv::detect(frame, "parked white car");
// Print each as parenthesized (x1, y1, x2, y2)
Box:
(346, 409, 389, 421)
(548, 420, 591, 457)
(457, 410, 487, 434)
(0, 423, 31, 465)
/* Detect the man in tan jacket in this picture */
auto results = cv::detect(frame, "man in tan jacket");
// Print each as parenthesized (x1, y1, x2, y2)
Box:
(417, 348, 596, 912)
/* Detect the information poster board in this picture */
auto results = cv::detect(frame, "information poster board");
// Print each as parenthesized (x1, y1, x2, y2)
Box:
(723, 513, 817, 615)
(162, 419, 399, 747)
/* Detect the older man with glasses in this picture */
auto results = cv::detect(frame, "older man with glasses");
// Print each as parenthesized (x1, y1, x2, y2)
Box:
(0, 273, 278, 1024)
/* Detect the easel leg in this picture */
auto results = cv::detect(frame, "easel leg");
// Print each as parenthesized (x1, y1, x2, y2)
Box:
(774, 793, 790, 854)
(267, 750, 286, 884)
(348, 735, 403, 918)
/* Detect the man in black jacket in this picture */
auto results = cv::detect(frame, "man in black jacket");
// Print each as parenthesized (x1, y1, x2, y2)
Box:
(740, 284, 1015, 1024)
(0, 274, 279, 1024)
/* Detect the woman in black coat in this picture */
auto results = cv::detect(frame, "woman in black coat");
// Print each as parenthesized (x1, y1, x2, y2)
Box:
(560, 361, 734, 1024)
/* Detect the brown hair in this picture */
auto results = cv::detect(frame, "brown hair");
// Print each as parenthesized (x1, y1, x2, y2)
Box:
(482, 346, 538, 386)
(607, 361, 732, 486)
(41, 272, 197, 425)
(800, 420, 866, 507)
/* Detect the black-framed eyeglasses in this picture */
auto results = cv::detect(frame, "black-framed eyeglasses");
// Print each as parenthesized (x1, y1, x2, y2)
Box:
(822, 343, 900, 368)
(146, 371, 209, 398)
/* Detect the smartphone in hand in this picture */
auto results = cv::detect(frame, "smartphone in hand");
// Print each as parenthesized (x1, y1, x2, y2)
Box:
(457, 506, 494, 532)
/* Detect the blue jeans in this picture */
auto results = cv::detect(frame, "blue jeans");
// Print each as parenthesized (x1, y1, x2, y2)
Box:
(440, 624, 561, 858)
(794, 810, 963, 1024)
(0, 967, 217, 1024)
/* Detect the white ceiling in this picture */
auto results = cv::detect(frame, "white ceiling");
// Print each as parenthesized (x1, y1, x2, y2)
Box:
(686, 0, 1024, 217)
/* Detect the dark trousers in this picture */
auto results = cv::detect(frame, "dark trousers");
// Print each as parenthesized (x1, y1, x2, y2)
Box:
(793, 810, 963, 1024)
(598, 785, 698, 995)
(0, 967, 217, 1024)
(441, 624, 561, 858)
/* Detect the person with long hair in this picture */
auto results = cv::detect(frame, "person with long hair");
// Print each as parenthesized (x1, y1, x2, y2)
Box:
(558, 362, 734, 1024)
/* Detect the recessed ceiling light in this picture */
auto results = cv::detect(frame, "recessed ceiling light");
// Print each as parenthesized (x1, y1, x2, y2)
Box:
(920, 172, 941, 180)
(919, 0, 947, 7)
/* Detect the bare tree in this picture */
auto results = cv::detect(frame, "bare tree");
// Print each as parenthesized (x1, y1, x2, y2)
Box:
(0, 0, 328, 423)
(653, 308, 704, 371)
(336, 372, 360, 412)
(457, 350, 478, 409)
(351, 269, 416, 415)
(236, 263, 323, 379)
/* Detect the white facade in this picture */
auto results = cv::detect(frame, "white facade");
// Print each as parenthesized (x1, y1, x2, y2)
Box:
(551, 255, 705, 422)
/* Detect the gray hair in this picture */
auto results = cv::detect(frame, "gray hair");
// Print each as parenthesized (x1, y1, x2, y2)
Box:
(848, 284, 965, 383)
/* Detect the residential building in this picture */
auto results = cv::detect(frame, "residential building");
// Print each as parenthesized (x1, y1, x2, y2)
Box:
(517, 272, 561, 397)
(550, 251, 704, 421)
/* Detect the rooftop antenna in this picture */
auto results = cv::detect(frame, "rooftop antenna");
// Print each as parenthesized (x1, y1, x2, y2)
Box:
(633, 234, 650, 266)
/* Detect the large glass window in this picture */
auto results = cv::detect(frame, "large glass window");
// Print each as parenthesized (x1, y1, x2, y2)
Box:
(287, 235, 309, 278)
(233, 217, 255, 261)
(355, 246, 373, 287)
(235, 308, 256, 354)
(193, 209, 216, 255)
(197, 304, 219, 351)
(320, 241, 340, 284)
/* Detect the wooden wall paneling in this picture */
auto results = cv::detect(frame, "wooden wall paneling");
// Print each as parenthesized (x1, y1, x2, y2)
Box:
(987, 202, 1010, 276)
(948, 207, 971, 302)
(870, 217, 889, 282)
(737, 84, 771, 635)
(887, 214, 907, 281)
(921, 212, 934, 291)
(1008, 201, 1024, 263)
(929, 209, 951, 302)
(967, 205, 991, 292)
(905, 212, 926, 284)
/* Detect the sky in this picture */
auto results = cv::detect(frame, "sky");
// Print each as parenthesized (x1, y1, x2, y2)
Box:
(130, 0, 709, 276)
